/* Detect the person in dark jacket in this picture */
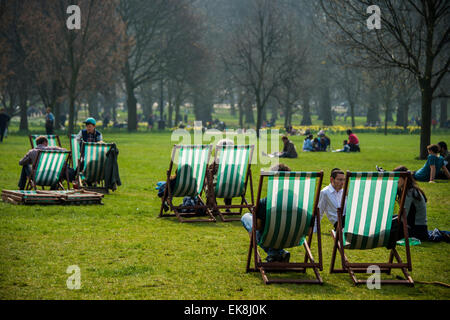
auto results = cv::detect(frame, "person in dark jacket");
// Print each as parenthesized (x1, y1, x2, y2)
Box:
(0, 108, 11, 143)
(263, 136, 298, 158)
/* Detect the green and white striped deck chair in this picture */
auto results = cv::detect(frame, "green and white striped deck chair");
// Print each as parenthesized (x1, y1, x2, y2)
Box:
(26, 150, 70, 190)
(70, 134, 81, 170)
(159, 145, 215, 223)
(29, 135, 61, 148)
(247, 171, 324, 285)
(77, 142, 113, 193)
(209, 145, 255, 222)
(330, 171, 414, 286)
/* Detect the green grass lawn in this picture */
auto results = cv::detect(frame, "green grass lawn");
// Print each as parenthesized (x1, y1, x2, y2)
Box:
(0, 130, 449, 300)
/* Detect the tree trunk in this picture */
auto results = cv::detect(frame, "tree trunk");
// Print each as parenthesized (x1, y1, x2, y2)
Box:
(419, 79, 433, 159)
(301, 93, 312, 125)
(320, 85, 333, 126)
(440, 97, 448, 128)
(125, 62, 138, 132)
(244, 101, 254, 124)
(19, 90, 28, 132)
(348, 99, 356, 128)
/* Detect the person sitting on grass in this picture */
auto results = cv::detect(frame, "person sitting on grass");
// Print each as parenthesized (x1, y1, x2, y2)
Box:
(333, 140, 350, 153)
(393, 166, 449, 243)
(18, 136, 75, 190)
(413, 144, 450, 183)
(302, 134, 314, 152)
(262, 135, 298, 158)
(312, 138, 322, 152)
(240, 163, 292, 263)
(346, 129, 360, 152)
(317, 130, 331, 151)
(436, 141, 449, 180)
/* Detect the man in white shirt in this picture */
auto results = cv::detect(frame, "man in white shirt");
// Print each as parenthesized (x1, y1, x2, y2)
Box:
(318, 168, 346, 230)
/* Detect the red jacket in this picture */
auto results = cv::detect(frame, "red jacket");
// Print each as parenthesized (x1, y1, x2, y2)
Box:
(348, 133, 359, 145)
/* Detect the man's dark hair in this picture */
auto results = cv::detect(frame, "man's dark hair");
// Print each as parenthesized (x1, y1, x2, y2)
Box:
(427, 144, 440, 154)
(35, 136, 48, 146)
(281, 135, 288, 141)
(271, 163, 291, 172)
(437, 141, 447, 152)
(346, 129, 352, 135)
(331, 168, 344, 179)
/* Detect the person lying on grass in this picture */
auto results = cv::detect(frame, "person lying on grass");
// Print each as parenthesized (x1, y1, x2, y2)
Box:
(240, 163, 292, 263)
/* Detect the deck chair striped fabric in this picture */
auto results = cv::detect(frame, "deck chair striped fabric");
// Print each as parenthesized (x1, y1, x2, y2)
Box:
(171, 145, 211, 198)
(214, 145, 252, 198)
(259, 172, 320, 250)
(247, 171, 324, 284)
(330, 171, 414, 286)
(160, 145, 215, 223)
(79, 142, 112, 185)
(210, 145, 254, 221)
(343, 172, 399, 249)
(29, 135, 61, 148)
(70, 134, 81, 170)
(27, 150, 70, 190)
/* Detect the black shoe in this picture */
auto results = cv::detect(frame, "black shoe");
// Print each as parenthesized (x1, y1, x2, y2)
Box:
(265, 255, 280, 263)
(279, 252, 290, 263)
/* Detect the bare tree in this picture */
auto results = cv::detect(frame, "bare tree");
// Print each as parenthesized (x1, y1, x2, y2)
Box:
(319, 0, 450, 159)
(224, 0, 293, 136)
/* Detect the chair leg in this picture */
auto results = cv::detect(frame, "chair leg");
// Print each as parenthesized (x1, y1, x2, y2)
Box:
(246, 234, 256, 273)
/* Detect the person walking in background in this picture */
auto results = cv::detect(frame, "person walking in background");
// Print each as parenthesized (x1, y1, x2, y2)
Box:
(45, 108, 55, 135)
(0, 108, 11, 143)
(346, 129, 360, 152)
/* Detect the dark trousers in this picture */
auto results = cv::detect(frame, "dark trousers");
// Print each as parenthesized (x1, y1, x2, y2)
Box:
(0, 126, 5, 142)
(18, 165, 31, 190)
(18, 166, 75, 190)
(46, 125, 54, 135)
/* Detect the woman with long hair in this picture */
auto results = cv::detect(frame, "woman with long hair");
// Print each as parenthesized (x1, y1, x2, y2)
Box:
(394, 166, 429, 241)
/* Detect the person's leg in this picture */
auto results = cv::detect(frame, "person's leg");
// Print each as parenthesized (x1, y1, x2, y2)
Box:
(0, 126, 4, 142)
(224, 197, 232, 212)
(241, 213, 289, 262)
(18, 165, 31, 190)
(410, 225, 429, 241)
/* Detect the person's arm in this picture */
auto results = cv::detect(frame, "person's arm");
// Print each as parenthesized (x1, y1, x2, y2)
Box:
(429, 165, 436, 183)
(19, 150, 32, 166)
(442, 166, 450, 179)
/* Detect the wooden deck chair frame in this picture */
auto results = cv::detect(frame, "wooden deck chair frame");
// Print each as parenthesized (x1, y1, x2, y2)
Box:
(25, 150, 71, 191)
(246, 171, 324, 285)
(76, 142, 113, 194)
(207, 145, 255, 222)
(159, 145, 216, 223)
(330, 171, 414, 286)
(29, 135, 62, 149)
